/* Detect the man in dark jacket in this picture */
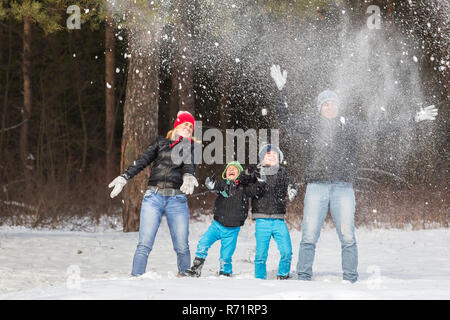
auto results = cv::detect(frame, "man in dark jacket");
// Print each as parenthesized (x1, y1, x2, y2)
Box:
(186, 161, 265, 277)
(270, 64, 438, 283)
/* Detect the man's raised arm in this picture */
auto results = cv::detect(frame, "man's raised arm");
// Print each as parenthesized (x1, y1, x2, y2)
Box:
(270, 64, 312, 135)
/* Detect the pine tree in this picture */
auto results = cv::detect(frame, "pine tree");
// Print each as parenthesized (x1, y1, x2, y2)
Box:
(110, 0, 164, 232)
(9, 0, 61, 170)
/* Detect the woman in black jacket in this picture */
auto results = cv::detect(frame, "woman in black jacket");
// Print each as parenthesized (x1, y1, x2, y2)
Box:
(108, 111, 199, 277)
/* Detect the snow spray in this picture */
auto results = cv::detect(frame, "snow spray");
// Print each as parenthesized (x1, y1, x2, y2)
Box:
(105, 0, 447, 180)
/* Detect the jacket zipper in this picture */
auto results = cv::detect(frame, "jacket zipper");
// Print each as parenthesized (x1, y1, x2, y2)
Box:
(162, 166, 169, 189)
(223, 183, 233, 224)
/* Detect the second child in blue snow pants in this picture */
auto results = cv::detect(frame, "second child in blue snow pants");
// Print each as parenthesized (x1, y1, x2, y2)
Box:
(195, 219, 240, 274)
(254, 218, 292, 279)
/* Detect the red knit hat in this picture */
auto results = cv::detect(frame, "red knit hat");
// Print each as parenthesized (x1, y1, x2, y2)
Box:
(173, 111, 195, 129)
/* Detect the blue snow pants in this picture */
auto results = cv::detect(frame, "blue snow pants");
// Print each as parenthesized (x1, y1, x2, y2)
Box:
(195, 219, 240, 274)
(254, 218, 292, 279)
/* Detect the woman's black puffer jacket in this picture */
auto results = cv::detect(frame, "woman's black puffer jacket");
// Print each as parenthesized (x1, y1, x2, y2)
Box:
(122, 136, 197, 189)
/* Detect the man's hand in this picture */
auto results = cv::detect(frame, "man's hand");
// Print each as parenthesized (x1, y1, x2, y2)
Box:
(270, 64, 287, 91)
(108, 176, 127, 198)
(415, 105, 438, 122)
(180, 174, 199, 195)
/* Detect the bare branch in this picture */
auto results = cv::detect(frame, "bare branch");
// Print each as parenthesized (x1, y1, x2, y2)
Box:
(0, 119, 28, 132)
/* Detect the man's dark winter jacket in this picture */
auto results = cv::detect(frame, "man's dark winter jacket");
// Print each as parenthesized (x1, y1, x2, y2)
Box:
(251, 166, 292, 219)
(212, 178, 265, 227)
(275, 88, 415, 184)
(122, 136, 197, 189)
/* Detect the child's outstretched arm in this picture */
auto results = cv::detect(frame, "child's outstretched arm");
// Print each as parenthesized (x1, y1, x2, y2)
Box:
(279, 169, 298, 202)
(205, 174, 227, 194)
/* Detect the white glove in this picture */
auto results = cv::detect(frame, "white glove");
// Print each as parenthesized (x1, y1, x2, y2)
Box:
(287, 184, 298, 202)
(270, 64, 287, 91)
(257, 163, 268, 182)
(415, 105, 438, 122)
(205, 175, 216, 190)
(180, 174, 198, 195)
(108, 176, 127, 198)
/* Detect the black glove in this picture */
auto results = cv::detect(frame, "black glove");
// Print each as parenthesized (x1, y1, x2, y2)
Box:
(239, 173, 255, 185)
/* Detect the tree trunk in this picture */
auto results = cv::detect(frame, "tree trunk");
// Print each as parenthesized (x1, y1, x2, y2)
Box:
(347, 0, 364, 29)
(20, 14, 32, 170)
(68, 32, 88, 173)
(0, 20, 11, 163)
(120, 26, 160, 232)
(173, 0, 195, 115)
(168, 65, 179, 124)
(105, 16, 116, 183)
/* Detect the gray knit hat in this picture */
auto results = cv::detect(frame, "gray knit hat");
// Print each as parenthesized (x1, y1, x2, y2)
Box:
(259, 143, 284, 164)
(317, 90, 340, 113)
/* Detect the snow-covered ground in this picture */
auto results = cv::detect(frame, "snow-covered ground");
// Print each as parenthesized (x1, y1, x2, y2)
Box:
(0, 215, 449, 300)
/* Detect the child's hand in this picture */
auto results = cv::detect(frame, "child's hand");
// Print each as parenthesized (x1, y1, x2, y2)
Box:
(239, 172, 255, 185)
(205, 174, 216, 190)
(287, 184, 298, 202)
(257, 164, 268, 182)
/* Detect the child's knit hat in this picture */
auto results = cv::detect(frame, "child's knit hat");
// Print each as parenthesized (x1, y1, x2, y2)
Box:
(221, 161, 244, 180)
(258, 143, 284, 164)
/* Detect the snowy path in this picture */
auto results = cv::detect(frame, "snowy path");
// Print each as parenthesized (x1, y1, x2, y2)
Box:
(0, 216, 449, 299)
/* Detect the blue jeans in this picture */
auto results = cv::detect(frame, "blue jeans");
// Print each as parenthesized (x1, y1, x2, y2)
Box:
(255, 219, 292, 279)
(195, 220, 240, 274)
(297, 182, 358, 282)
(131, 190, 190, 276)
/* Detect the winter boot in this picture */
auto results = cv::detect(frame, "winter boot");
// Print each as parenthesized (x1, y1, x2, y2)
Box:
(218, 271, 232, 277)
(277, 274, 290, 280)
(185, 257, 205, 277)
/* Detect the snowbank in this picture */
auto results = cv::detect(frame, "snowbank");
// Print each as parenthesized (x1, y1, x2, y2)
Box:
(0, 215, 449, 299)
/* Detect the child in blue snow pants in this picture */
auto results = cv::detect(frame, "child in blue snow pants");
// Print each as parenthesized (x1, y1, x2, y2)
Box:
(251, 143, 298, 279)
(185, 161, 265, 277)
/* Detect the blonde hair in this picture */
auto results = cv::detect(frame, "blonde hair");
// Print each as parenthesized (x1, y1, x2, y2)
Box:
(166, 129, 175, 140)
(166, 127, 200, 143)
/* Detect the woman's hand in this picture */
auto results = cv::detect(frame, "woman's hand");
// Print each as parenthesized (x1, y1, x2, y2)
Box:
(180, 174, 199, 195)
(108, 176, 127, 198)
